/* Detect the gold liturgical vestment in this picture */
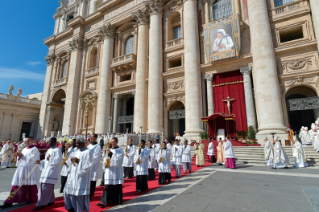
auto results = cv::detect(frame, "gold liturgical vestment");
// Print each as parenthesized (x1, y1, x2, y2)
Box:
(217, 142, 225, 163)
(195, 143, 205, 166)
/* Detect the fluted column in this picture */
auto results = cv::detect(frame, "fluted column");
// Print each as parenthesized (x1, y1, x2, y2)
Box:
(95, 24, 115, 133)
(204, 74, 214, 116)
(204, 0, 209, 23)
(310, 0, 319, 51)
(247, 0, 285, 136)
(132, 10, 149, 133)
(183, 0, 204, 136)
(240, 66, 257, 131)
(112, 95, 119, 133)
(146, 1, 164, 134)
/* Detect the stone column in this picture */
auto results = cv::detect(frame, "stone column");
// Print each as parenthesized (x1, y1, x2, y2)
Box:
(204, 0, 209, 23)
(36, 55, 55, 139)
(95, 24, 115, 133)
(310, 0, 319, 51)
(112, 95, 119, 133)
(183, 0, 204, 136)
(44, 106, 55, 137)
(240, 66, 257, 131)
(204, 74, 214, 116)
(132, 10, 149, 133)
(146, 1, 164, 134)
(247, 0, 286, 141)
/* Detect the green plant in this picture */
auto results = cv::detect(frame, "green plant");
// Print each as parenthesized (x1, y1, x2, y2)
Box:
(247, 126, 256, 140)
(246, 141, 252, 145)
(199, 132, 208, 140)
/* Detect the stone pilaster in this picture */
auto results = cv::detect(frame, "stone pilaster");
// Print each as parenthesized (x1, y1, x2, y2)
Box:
(203, 0, 209, 23)
(183, 0, 204, 137)
(112, 95, 119, 133)
(240, 66, 257, 131)
(310, 0, 319, 51)
(132, 9, 149, 133)
(204, 74, 214, 116)
(146, 0, 164, 134)
(247, 0, 286, 143)
(36, 55, 56, 139)
(95, 23, 115, 133)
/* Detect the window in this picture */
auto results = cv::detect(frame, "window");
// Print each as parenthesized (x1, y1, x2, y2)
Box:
(213, 0, 233, 21)
(168, 57, 182, 69)
(274, 0, 294, 7)
(279, 26, 303, 43)
(62, 61, 68, 78)
(89, 48, 97, 68)
(173, 26, 181, 39)
(65, 13, 74, 29)
(124, 36, 135, 55)
(120, 74, 132, 82)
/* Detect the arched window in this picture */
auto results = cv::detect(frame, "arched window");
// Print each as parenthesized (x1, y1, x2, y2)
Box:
(173, 26, 181, 39)
(89, 48, 98, 68)
(124, 36, 135, 55)
(213, 0, 233, 21)
(274, 0, 294, 7)
(62, 61, 68, 78)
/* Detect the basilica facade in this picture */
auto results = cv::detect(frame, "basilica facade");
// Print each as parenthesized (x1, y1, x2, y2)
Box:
(37, 0, 319, 143)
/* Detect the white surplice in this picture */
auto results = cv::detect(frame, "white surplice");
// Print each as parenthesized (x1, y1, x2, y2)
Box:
(166, 143, 171, 151)
(270, 142, 291, 169)
(39, 146, 63, 184)
(224, 140, 235, 158)
(309, 130, 319, 151)
(182, 145, 192, 163)
(87, 143, 101, 181)
(12, 146, 40, 186)
(158, 149, 171, 173)
(153, 143, 161, 162)
(300, 130, 311, 145)
(147, 147, 157, 169)
(64, 147, 93, 196)
(172, 145, 183, 166)
(61, 147, 77, 177)
(0, 143, 15, 168)
(123, 145, 136, 167)
(292, 141, 308, 168)
(103, 147, 124, 185)
(264, 140, 273, 166)
(207, 142, 214, 156)
(134, 148, 149, 175)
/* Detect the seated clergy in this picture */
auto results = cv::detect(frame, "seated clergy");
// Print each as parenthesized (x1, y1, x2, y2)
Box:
(292, 136, 308, 168)
(123, 138, 135, 179)
(182, 139, 192, 174)
(147, 140, 157, 180)
(264, 136, 273, 166)
(158, 142, 171, 185)
(270, 137, 291, 169)
(134, 140, 149, 193)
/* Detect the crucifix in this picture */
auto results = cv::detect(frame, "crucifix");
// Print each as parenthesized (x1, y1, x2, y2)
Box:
(222, 96, 235, 115)
(81, 95, 95, 140)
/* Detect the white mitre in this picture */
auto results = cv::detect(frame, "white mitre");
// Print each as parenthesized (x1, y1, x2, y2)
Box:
(311, 123, 316, 130)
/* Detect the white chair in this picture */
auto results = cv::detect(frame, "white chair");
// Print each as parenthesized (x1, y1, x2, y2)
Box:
(217, 129, 225, 141)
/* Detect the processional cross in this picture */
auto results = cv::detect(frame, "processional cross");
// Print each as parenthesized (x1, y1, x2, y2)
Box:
(81, 95, 95, 139)
(222, 96, 235, 115)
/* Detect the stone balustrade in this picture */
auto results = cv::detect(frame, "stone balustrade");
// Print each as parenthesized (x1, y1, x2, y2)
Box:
(53, 77, 68, 87)
(0, 92, 41, 106)
(19, 97, 42, 105)
(270, 0, 310, 21)
(0, 93, 8, 100)
(111, 53, 137, 72)
(164, 38, 184, 52)
(85, 67, 99, 78)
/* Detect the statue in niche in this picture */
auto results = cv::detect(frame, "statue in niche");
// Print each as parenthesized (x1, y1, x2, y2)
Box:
(52, 120, 59, 132)
(8, 85, 14, 95)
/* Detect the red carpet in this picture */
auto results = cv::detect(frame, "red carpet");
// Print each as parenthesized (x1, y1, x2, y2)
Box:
(11, 157, 211, 212)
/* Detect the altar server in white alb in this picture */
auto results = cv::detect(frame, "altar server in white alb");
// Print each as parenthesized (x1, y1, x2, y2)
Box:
(60, 139, 77, 193)
(292, 136, 308, 168)
(153, 139, 161, 169)
(15, 140, 27, 167)
(224, 138, 236, 169)
(0, 140, 15, 168)
(0, 137, 40, 209)
(207, 138, 215, 163)
(182, 139, 192, 174)
(97, 137, 124, 208)
(264, 136, 273, 166)
(64, 137, 93, 212)
(172, 140, 183, 177)
(270, 137, 291, 169)
(147, 140, 157, 180)
(165, 139, 171, 150)
(87, 134, 101, 200)
(158, 142, 171, 184)
(123, 138, 136, 178)
(134, 140, 149, 193)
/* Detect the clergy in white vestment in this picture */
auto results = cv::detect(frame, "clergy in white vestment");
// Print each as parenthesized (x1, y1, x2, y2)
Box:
(207, 138, 215, 163)
(134, 140, 149, 193)
(224, 139, 236, 169)
(64, 137, 93, 212)
(0, 137, 40, 209)
(270, 137, 291, 169)
(60, 139, 77, 193)
(309, 123, 319, 152)
(165, 139, 172, 150)
(182, 139, 192, 174)
(300, 127, 311, 145)
(158, 142, 172, 184)
(34, 137, 63, 210)
(123, 138, 136, 179)
(292, 136, 308, 168)
(15, 141, 27, 167)
(264, 136, 273, 166)
(87, 134, 102, 200)
(147, 140, 157, 180)
(216, 138, 224, 165)
(195, 141, 205, 167)
(97, 137, 124, 208)
(153, 139, 161, 170)
(172, 140, 183, 177)
(0, 140, 15, 168)
(171, 140, 177, 170)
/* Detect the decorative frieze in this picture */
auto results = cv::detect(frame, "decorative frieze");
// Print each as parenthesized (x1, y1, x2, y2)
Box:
(279, 52, 318, 75)
(169, 109, 185, 120)
(118, 115, 134, 124)
(286, 97, 319, 111)
(167, 80, 184, 92)
(166, 94, 185, 105)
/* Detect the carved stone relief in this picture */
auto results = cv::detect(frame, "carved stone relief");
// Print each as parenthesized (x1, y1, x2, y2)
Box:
(278, 52, 318, 75)
(281, 74, 319, 96)
(165, 79, 184, 93)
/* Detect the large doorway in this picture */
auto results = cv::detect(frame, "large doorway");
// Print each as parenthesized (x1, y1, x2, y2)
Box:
(285, 86, 318, 132)
(20, 122, 32, 141)
(168, 101, 185, 141)
(118, 95, 134, 133)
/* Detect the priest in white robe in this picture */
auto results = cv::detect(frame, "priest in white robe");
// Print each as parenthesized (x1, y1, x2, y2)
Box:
(270, 137, 291, 169)
(123, 138, 135, 179)
(60, 139, 76, 193)
(182, 139, 192, 174)
(264, 136, 273, 166)
(309, 123, 319, 152)
(87, 134, 101, 200)
(207, 138, 215, 163)
(158, 142, 171, 184)
(165, 139, 172, 150)
(0, 137, 40, 209)
(147, 140, 157, 180)
(64, 137, 93, 212)
(97, 137, 124, 208)
(134, 140, 149, 193)
(34, 137, 63, 210)
(0, 140, 15, 168)
(216, 138, 224, 165)
(224, 139, 236, 169)
(171, 140, 177, 170)
(153, 139, 161, 170)
(172, 140, 183, 177)
(292, 136, 308, 168)
(15, 140, 27, 167)
(195, 141, 205, 167)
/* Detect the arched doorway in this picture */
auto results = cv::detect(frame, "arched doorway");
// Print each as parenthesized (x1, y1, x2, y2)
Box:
(47, 89, 66, 136)
(168, 101, 185, 141)
(285, 85, 318, 132)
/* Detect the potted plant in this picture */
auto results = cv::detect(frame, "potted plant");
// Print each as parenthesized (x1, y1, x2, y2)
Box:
(199, 132, 208, 140)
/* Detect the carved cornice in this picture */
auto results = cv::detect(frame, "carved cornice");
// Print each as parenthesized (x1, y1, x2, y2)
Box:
(98, 23, 115, 39)
(240, 66, 252, 75)
(144, 0, 164, 15)
(203, 73, 213, 81)
(69, 38, 86, 51)
(45, 55, 56, 65)
(132, 9, 150, 25)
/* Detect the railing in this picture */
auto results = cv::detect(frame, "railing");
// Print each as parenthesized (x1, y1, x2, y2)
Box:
(111, 53, 137, 71)
(0, 93, 8, 100)
(54, 77, 67, 87)
(165, 38, 184, 50)
(85, 67, 99, 78)
(271, 0, 310, 20)
(112, 54, 137, 64)
(20, 97, 41, 105)
(118, 115, 134, 124)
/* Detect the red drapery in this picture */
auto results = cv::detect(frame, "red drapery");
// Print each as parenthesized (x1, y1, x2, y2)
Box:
(213, 70, 247, 132)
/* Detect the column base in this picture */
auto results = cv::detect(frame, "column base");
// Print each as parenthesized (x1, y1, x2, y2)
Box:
(183, 129, 205, 142)
(256, 130, 288, 146)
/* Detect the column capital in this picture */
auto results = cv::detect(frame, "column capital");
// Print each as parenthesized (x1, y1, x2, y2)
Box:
(131, 90, 136, 96)
(132, 9, 150, 25)
(113, 94, 118, 99)
(183, 0, 197, 3)
(240, 66, 252, 75)
(69, 38, 86, 51)
(203, 73, 213, 81)
(45, 55, 56, 66)
(98, 23, 115, 39)
(144, 0, 164, 15)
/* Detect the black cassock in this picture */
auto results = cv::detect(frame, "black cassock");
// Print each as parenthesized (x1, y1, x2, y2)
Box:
(101, 184, 123, 205)
(136, 175, 148, 192)
(124, 167, 134, 178)
(148, 168, 155, 180)
(158, 173, 171, 184)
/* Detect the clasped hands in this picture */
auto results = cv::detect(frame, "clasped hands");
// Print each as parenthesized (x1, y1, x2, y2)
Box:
(71, 157, 80, 164)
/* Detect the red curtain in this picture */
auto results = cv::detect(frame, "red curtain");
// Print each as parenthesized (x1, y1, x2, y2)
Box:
(213, 70, 248, 132)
